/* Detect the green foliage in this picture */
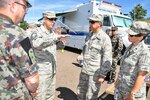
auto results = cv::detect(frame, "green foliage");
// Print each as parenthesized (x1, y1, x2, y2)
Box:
(19, 21, 28, 30)
(130, 4, 147, 20)
(135, 19, 150, 23)
(146, 17, 150, 20)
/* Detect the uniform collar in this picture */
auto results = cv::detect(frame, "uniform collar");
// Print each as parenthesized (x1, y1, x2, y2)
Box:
(130, 40, 145, 53)
(40, 25, 51, 34)
(112, 35, 119, 38)
(0, 13, 14, 24)
(91, 29, 103, 39)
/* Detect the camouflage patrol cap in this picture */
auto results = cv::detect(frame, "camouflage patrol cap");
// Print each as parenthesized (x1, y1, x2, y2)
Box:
(38, 11, 57, 21)
(126, 21, 150, 35)
(89, 14, 103, 22)
(43, 11, 57, 19)
(25, 0, 32, 8)
(112, 27, 118, 31)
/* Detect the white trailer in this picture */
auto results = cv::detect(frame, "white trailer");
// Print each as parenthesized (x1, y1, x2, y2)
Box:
(55, 0, 132, 49)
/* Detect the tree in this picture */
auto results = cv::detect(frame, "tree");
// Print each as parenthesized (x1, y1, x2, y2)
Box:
(19, 21, 28, 30)
(130, 4, 147, 20)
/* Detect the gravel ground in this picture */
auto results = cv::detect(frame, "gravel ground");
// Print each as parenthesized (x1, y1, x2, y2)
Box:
(54, 47, 150, 100)
(54, 47, 112, 100)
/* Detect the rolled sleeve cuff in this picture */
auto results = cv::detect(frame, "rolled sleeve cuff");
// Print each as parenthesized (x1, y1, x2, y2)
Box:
(139, 64, 150, 73)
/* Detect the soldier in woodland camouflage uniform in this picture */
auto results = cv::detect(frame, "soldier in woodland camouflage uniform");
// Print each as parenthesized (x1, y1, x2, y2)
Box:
(27, 11, 68, 100)
(77, 14, 112, 100)
(115, 21, 150, 100)
(0, 0, 39, 100)
(108, 27, 123, 84)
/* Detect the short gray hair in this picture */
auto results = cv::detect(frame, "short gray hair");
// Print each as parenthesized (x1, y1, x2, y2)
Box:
(0, 0, 11, 8)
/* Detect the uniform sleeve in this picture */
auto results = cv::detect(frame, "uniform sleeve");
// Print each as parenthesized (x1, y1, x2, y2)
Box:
(10, 36, 38, 78)
(29, 29, 57, 50)
(100, 36, 112, 77)
(138, 52, 150, 72)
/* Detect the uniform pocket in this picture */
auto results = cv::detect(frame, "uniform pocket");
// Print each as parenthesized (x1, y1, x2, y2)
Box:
(90, 47, 99, 55)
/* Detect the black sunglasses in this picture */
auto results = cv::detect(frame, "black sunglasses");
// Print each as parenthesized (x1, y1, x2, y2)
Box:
(89, 20, 97, 24)
(129, 34, 142, 37)
(112, 30, 116, 31)
(47, 18, 57, 21)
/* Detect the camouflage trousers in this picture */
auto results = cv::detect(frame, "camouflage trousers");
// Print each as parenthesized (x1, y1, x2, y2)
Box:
(112, 58, 118, 69)
(110, 58, 118, 80)
(34, 62, 56, 100)
(77, 72, 100, 100)
(111, 56, 120, 80)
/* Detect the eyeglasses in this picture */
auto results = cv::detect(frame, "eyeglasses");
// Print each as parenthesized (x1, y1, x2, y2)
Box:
(89, 20, 97, 24)
(15, 2, 28, 11)
(112, 30, 116, 31)
(47, 18, 57, 21)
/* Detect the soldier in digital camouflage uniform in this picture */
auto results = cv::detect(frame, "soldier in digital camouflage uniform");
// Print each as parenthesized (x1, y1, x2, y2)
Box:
(0, 0, 39, 100)
(77, 14, 112, 100)
(145, 34, 150, 100)
(27, 11, 68, 100)
(115, 21, 150, 100)
(108, 27, 123, 84)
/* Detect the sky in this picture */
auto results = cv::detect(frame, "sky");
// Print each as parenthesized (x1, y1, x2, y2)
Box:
(25, 0, 150, 23)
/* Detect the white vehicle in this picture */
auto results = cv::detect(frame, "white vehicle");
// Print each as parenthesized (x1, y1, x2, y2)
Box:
(55, 0, 132, 49)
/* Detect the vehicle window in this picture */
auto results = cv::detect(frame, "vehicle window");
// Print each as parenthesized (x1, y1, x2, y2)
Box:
(124, 18, 132, 27)
(112, 15, 132, 27)
(103, 16, 110, 26)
